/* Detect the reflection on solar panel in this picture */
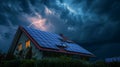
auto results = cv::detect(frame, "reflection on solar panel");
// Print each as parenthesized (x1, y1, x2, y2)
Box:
(24, 27, 93, 55)
(105, 57, 120, 62)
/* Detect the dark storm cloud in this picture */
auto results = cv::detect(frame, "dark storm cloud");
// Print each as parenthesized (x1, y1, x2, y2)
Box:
(42, 0, 120, 43)
(0, 0, 120, 59)
(32, 0, 120, 58)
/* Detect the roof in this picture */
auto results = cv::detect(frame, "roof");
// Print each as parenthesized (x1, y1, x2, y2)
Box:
(14, 26, 95, 57)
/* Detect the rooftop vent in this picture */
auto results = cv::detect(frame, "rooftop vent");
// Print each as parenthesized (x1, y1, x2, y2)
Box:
(56, 43, 67, 48)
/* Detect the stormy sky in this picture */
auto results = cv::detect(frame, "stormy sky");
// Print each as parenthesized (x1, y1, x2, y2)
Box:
(0, 0, 120, 59)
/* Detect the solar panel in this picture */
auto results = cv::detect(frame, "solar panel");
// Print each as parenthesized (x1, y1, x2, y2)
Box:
(24, 27, 93, 55)
(105, 58, 112, 62)
(65, 43, 93, 54)
(105, 57, 120, 62)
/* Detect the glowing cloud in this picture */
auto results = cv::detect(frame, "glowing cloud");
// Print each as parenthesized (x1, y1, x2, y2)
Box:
(26, 11, 55, 32)
(27, 16, 47, 31)
(25, 5, 56, 32)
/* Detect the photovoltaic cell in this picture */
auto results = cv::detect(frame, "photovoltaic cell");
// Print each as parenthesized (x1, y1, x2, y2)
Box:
(105, 57, 120, 62)
(24, 27, 93, 55)
(65, 43, 92, 54)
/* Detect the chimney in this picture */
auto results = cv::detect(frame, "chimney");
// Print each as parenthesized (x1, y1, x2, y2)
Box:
(59, 34, 68, 41)
(59, 34, 74, 43)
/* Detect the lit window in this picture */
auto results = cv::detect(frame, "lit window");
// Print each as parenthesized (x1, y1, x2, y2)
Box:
(18, 44, 22, 51)
(26, 40, 30, 48)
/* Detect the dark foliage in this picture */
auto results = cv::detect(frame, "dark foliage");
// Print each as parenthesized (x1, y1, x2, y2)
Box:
(0, 57, 120, 67)
(0, 60, 21, 67)
(0, 51, 5, 62)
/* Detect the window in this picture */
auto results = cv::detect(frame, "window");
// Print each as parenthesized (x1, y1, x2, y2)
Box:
(18, 44, 22, 51)
(26, 40, 30, 48)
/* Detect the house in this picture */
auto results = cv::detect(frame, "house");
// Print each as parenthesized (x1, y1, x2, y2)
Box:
(7, 26, 95, 60)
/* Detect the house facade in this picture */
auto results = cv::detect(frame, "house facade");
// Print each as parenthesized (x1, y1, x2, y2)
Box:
(7, 26, 95, 60)
(13, 32, 43, 59)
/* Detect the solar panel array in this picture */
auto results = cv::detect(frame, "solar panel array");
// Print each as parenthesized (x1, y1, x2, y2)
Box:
(105, 57, 120, 62)
(24, 27, 93, 55)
